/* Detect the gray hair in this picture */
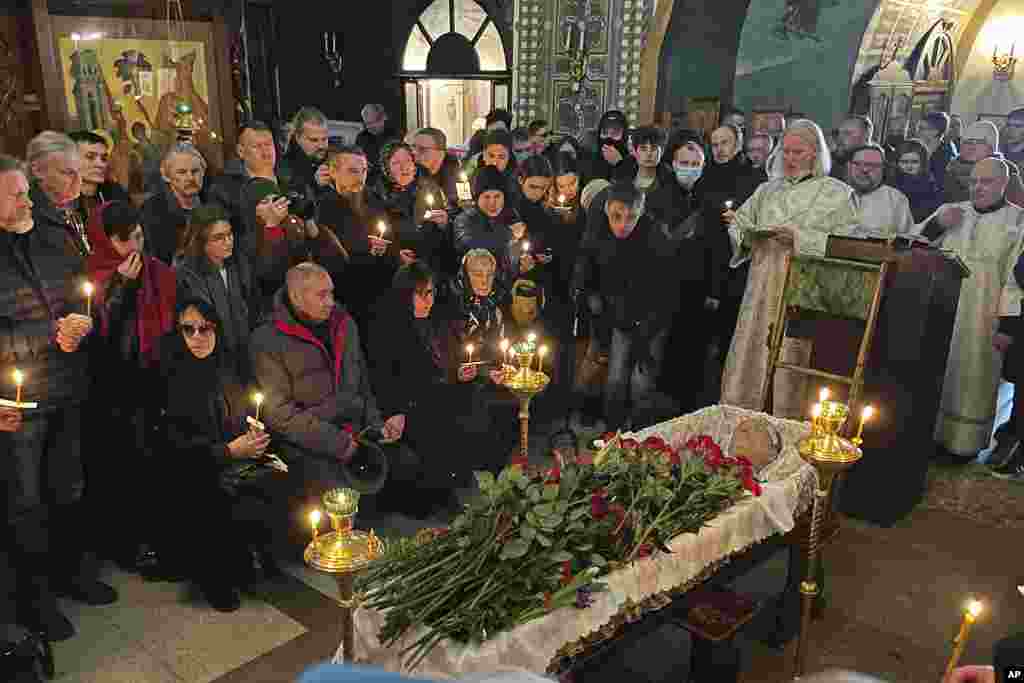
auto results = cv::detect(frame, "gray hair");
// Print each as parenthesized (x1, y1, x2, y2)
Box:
(26, 131, 79, 177)
(768, 119, 833, 179)
(463, 248, 496, 273)
(361, 103, 386, 123)
(161, 142, 207, 171)
(0, 154, 26, 177)
(292, 106, 328, 139)
(286, 261, 330, 297)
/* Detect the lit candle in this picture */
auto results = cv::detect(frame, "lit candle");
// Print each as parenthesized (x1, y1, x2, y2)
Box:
(500, 338, 510, 366)
(811, 403, 822, 433)
(522, 241, 531, 254)
(819, 387, 830, 403)
(466, 343, 475, 364)
(460, 172, 468, 183)
(377, 221, 387, 239)
(253, 392, 264, 422)
(310, 509, 322, 542)
(426, 193, 434, 208)
(12, 368, 23, 405)
(855, 405, 874, 443)
(945, 599, 984, 677)
(527, 332, 537, 345)
(558, 193, 566, 206)
(724, 199, 734, 210)
(538, 344, 548, 373)
(82, 281, 94, 317)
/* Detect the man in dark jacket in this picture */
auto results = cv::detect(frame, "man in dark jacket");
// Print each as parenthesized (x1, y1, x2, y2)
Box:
(207, 120, 278, 245)
(279, 107, 333, 200)
(68, 131, 130, 220)
(250, 262, 412, 501)
(582, 110, 631, 186)
(412, 127, 460, 212)
(572, 181, 680, 430)
(26, 131, 90, 260)
(140, 142, 206, 264)
(0, 155, 117, 642)
(356, 103, 399, 178)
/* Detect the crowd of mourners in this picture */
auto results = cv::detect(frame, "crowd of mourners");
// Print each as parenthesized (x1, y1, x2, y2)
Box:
(4, 99, 1024, 647)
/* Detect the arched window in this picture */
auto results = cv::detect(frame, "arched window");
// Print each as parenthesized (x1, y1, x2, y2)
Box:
(403, 0, 509, 73)
(400, 0, 511, 153)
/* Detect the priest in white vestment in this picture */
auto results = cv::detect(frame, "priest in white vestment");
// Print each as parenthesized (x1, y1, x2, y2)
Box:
(720, 120, 859, 415)
(845, 144, 915, 237)
(916, 157, 1024, 459)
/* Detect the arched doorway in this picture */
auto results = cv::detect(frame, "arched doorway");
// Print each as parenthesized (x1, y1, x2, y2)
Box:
(400, 0, 512, 151)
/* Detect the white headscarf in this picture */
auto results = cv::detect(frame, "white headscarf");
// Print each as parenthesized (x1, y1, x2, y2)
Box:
(768, 119, 832, 180)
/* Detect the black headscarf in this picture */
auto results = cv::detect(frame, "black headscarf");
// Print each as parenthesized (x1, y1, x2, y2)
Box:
(450, 256, 505, 341)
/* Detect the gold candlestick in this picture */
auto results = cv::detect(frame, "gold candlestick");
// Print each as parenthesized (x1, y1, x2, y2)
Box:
(792, 399, 862, 680)
(538, 344, 548, 373)
(304, 488, 384, 662)
(945, 599, 983, 677)
(498, 341, 549, 464)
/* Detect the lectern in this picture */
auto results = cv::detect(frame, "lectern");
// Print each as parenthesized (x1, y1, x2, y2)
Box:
(782, 237, 967, 525)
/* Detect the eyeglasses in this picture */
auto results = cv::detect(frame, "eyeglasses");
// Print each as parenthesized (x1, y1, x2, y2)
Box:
(179, 322, 215, 338)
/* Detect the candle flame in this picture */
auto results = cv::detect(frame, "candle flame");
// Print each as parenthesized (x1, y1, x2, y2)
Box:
(522, 241, 531, 253)
(377, 221, 386, 235)
(558, 194, 566, 203)
(426, 194, 434, 206)
(538, 344, 548, 357)
(460, 172, 468, 182)
(862, 405, 874, 421)
(499, 339, 509, 352)
(966, 600, 983, 618)
(811, 403, 822, 419)
(12, 369, 23, 385)
(310, 509, 321, 528)
(527, 332, 537, 344)
(82, 281, 94, 296)
(819, 387, 830, 402)
(253, 392, 264, 405)
(465, 343, 475, 355)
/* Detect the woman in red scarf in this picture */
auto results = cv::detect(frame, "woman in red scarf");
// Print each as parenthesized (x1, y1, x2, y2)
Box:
(85, 200, 177, 575)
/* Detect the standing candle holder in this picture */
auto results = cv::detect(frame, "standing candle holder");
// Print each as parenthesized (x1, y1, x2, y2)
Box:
(304, 488, 384, 662)
(498, 340, 550, 464)
(792, 398, 863, 679)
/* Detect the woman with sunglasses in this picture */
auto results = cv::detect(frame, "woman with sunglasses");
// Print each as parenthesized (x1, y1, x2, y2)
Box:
(161, 298, 290, 612)
(176, 204, 257, 379)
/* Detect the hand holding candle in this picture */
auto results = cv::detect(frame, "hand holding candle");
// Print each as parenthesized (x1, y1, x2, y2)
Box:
(522, 241, 531, 254)
(253, 392, 265, 422)
(12, 369, 23, 405)
(82, 281, 94, 317)
(499, 338, 510, 366)
(466, 343, 475, 364)
(819, 387, 830, 403)
(424, 193, 434, 220)
(945, 599, 984, 676)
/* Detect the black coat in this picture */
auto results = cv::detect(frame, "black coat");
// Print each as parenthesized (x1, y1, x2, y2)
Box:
(368, 173, 446, 276)
(891, 171, 943, 223)
(140, 183, 198, 265)
(29, 185, 90, 261)
(207, 166, 251, 241)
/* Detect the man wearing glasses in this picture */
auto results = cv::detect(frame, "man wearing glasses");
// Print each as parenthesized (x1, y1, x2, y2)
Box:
(411, 127, 459, 213)
(845, 143, 914, 237)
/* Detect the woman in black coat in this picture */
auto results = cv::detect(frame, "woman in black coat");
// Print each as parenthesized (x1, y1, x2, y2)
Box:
(367, 262, 478, 517)
(162, 297, 291, 612)
(890, 139, 943, 223)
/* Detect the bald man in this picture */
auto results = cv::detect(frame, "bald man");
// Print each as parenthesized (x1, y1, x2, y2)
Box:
(918, 157, 1024, 461)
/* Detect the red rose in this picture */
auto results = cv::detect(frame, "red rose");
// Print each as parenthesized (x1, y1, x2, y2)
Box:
(609, 502, 626, 523)
(591, 491, 609, 519)
(736, 455, 753, 469)
(546, 465, 561, 483)
(621, 438, 639, 450)
(643, 435, 667, 450)
(511, 454, 529, 469)
(669, 450, 681, 465)
(576, 452, 594, 465)
(601, 432, 618, 442)
(561, 560, 573, 585)
(637, 544, 652, 558)
(742, 475, 763, 496)
(342, 424, 355, 435)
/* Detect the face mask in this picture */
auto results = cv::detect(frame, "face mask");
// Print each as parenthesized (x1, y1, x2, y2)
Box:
(674, 165, 702, 187)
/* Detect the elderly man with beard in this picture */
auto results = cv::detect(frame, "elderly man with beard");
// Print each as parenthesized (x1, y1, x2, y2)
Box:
(208, 120, 278, 242)
(917, 158, 1024, 462)
(140, 142, 206, 264)
(280, 107, 333, 199)
(844, 144, 914, 237)
(721, 119, 858, 417)
(0, 154, 117, 642)
(26, 132, 89, 259)
(943, 121, 1000, 204)
(68, 131, 130, 221)
(830, 115, 874, 183)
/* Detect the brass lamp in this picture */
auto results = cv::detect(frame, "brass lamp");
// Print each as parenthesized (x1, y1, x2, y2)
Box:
(792, 398, 864, 679)
(304, 488, 384, 662)
(499, 339, 550, 464)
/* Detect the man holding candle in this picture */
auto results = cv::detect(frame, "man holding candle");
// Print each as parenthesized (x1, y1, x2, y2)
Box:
(0, 154, 117, 642)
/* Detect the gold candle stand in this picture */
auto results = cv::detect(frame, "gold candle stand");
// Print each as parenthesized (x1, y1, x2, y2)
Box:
(499, 342, 550, 463)
(792, 400, 862, 679)
(304, 488, 384, 662)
